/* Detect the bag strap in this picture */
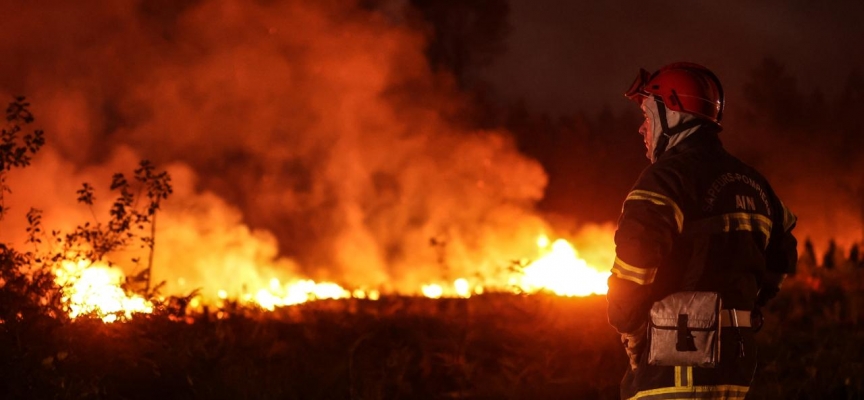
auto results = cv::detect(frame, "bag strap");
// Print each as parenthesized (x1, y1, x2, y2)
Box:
(675, 314, 697, 351)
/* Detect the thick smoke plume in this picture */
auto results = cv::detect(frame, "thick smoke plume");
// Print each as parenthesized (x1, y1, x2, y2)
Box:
(0, 0, 560, 296)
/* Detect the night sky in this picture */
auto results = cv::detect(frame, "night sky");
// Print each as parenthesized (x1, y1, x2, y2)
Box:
(483, 0, 864, 116)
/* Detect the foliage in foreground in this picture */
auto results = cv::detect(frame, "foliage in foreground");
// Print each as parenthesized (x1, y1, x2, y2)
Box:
(0, 295, 622, 400)
(0, 96, 176, 329)
(0, 284, 862, 400)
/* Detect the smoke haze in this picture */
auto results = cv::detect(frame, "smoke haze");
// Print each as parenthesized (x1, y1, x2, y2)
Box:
(0, 0, 555, 296)
(2, 0, 861, 296)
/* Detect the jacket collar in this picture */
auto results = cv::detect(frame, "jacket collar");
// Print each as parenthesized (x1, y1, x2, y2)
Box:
(658, 124, 723, 159)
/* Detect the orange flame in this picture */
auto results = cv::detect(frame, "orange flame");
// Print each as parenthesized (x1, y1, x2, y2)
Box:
(53, 260, 154, 323)
(251, 278, 351, 311)
(51, 233, 611, 320)
(419, 235, 611, 298)
(516, 236, 610, 296)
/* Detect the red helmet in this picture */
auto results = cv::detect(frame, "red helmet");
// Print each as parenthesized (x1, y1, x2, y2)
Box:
(625, 62, 725, 124)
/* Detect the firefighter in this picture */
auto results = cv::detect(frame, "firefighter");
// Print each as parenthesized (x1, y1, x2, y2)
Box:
(607, 62, 798, 399)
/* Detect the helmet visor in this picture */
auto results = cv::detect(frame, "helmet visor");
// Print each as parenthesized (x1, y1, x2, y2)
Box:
(624, 68, 652, 103)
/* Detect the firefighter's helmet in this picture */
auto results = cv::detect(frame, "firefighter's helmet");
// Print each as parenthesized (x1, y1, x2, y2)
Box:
(625, 62, 724, 125)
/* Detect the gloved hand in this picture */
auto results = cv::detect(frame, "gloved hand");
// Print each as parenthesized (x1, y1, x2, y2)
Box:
(621, 324, 647, 371)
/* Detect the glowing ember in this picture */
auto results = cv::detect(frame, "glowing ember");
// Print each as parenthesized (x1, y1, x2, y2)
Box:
(517, 236, 610, 296)
(54, 260, 154, 323)
(350, 289, 380, 300)
(454, 278, 471, 298)
(421, 283, 444, 299)
(420, 278, 480, 298)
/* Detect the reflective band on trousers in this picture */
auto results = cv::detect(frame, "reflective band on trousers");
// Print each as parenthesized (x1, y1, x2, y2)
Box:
(675, 366, 693, 388)
(625, 190, 684, 233)
(627, 384, 749, 399)
(612, 256, 658, 285)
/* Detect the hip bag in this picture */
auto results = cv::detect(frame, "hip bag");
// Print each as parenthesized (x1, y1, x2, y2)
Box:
(648, 291, 721, 368)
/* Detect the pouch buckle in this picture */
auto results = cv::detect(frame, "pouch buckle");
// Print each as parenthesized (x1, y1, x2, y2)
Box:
(675, 314, 697, 351)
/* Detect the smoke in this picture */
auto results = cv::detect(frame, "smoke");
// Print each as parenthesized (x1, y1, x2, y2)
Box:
(0, 0, 556, 295)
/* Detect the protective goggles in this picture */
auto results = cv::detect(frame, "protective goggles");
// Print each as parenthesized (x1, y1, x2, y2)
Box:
(624, 68, 653, 102)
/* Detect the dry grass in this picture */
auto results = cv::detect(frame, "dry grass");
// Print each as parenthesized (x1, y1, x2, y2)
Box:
(0, 282, 861, 399)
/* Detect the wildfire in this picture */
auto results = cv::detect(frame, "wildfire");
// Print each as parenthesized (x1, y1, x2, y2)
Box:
(54, 260, 154, 323)
(251, 278, 352, 311)
(50, 234, 610, 322)
(516, 236, 610, 296)
(421, 278, 479, 299)
(418, 235, 610, 299)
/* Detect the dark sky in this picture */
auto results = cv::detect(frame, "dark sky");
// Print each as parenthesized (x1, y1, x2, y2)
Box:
(481, 0, 864, 115)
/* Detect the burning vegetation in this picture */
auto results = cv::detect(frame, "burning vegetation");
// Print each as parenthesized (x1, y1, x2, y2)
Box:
(0, 0, 611, 314)
(1, 96, 612, 325)
(48, 232, 610, 322)
(37, 170, 613, 322)
(0, 0, 860, 320)
(1, 0, 863, 398)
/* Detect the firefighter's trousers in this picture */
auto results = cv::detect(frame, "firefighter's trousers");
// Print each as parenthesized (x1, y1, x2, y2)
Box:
(621, 328, 756, 400)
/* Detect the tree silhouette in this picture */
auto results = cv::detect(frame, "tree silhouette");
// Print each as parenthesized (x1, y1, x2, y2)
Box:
(743, 58, 805, 131)
(836, 68, 864, 163)
(408, 0, 511, 89)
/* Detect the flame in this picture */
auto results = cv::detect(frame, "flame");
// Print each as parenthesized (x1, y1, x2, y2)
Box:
(454, 278, 471, 298)
(251, 278, 351, 311)
(517, 236, 610, 296)
(50, 233, 611, 321)
(420, 279, 485, 299)
(53, 260, 154, 323)
(351, 289, 380, 300)
(418, 235, 611, 298)
(421, 283, 444, 299)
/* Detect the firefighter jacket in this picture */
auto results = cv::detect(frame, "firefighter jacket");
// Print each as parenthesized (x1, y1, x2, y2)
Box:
(607, 126, 797, 332)
(606, 126, 798, 399)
